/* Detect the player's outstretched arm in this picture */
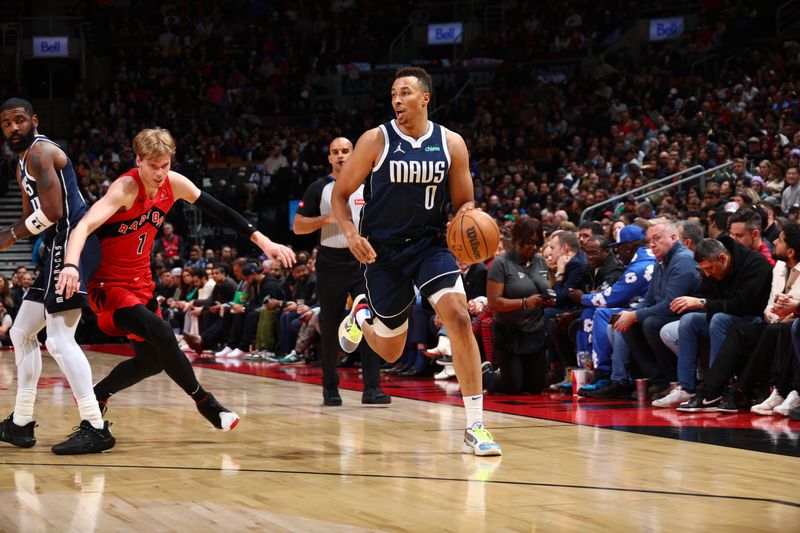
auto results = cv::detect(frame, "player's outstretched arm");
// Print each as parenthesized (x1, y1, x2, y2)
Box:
(170, 172, 295, 267)
(0, 143, 64, 251)
(331, 128, 382, 264)
(444, 129, 475, 214)
(57, 178, 136, 298)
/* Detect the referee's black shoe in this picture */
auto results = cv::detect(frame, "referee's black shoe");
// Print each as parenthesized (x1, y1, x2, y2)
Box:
(51, 420, 115, 455)
(324, 386, 342, 406)
(362, 387, 391, 405)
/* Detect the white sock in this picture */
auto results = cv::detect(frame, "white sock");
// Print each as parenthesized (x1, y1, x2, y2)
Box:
(463, 394, 484, 429)
(77, 394, 105, 430)
(13, 389, 36, 426)
(355, 306, 371, 328)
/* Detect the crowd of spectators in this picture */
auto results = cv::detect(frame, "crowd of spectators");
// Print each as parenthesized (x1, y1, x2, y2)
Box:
(1, 1, 799, 418)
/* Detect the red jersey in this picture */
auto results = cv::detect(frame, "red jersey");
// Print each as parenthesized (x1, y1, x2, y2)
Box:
(160, 234, 180, 257)
(90, 169, 175, 289)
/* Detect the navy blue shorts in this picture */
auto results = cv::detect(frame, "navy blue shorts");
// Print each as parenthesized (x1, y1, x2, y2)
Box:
(363, 233, 460, 330)
(28, 233, 101, 314)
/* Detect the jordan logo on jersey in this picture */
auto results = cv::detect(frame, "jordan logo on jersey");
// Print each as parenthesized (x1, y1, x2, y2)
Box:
(393, 142, 405, 154)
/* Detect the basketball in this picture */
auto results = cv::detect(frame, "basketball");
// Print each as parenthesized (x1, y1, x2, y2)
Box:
(446, 209, 500, 263)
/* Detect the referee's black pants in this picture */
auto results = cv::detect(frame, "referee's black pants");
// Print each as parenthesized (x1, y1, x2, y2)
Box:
(316, 251, 381, 395)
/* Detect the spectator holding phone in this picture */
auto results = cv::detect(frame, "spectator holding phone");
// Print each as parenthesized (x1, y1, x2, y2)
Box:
(483, 217, 552, 394)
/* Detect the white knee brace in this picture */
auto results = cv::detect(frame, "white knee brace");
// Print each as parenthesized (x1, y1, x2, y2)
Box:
(11, 326, 40, 367)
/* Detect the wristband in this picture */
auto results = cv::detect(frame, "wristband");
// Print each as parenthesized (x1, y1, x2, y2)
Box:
(62, 263, 80, 272)
(522, 297, 527, 310)
(9, 227, 17, 242)
(24, 208, 54, 235)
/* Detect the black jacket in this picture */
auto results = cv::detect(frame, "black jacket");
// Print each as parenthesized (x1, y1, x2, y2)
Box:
(195, 277, 237, 308)
(580, 253, 624, 294)
(554, 250, 587, 308)
(701, 235, 772, 318)
(281, 273, 317, 306)
(463, 263, 488, 301)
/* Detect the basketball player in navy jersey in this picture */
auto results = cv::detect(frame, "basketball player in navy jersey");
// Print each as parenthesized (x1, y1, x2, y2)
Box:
(332, 67, 501, 455)
(0, 98, 114, 454)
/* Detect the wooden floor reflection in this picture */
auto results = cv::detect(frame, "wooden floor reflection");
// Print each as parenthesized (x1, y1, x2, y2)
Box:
(0, 350, 797, 532)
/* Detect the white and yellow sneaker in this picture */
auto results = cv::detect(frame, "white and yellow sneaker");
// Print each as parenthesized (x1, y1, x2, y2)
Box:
(462, 423, 502, 456)
(338, 294, 368, 353)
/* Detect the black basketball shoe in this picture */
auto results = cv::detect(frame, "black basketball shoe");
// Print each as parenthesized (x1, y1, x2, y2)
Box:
(196, 392, 240, 431)
(0, 413, 36, 448)
(51, 420, 115, 455)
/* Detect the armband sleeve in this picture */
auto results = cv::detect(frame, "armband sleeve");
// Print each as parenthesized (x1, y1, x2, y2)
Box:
(24, 208, 55, 235)
(193, 191, 256, 238)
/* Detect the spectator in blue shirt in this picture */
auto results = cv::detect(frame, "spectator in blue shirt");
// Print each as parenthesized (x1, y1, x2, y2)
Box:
(613, 218, 701, 399)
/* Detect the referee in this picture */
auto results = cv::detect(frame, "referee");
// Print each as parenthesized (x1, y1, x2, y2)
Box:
(293, 137, 391, 406)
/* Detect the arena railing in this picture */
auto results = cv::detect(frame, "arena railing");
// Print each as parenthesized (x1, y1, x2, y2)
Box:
(578, 162, 733, 224)
(777, 0, 800, 40)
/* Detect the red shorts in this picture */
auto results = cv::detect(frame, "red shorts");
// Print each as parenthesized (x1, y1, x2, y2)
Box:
(88, 281, 160, 341)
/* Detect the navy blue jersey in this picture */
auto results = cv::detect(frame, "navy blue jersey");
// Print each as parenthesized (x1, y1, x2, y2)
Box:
(360, 120, 451, 240)
(19, 134, 87, 241)
(19, 135, 94, 313)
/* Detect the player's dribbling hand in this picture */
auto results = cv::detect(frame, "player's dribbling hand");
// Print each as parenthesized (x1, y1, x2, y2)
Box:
(56, 265, 81, 299)
(347, 234, 376, 264)
(457, 202, 476, 214)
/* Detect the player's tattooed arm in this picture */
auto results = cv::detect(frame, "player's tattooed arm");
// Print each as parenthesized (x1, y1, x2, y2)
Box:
(7, 146, 64, 245)
(16, 166, 32, 218)
(0, 147, 56, 251)
(28, 145, 65, 222)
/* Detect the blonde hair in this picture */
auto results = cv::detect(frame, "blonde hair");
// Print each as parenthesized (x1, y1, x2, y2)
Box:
(649, 217, 679, 238)
(132, 128, 176, 160)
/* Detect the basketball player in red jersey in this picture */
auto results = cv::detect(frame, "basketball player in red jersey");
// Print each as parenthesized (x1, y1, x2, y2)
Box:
(57, 128, 295, 431)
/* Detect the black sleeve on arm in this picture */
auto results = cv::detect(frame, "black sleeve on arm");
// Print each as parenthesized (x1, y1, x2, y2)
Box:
(194, 191, 256, 238)
(296, 179, 324, 217)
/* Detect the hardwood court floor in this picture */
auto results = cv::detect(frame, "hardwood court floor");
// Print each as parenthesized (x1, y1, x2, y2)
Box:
(0, 348, 798, 532)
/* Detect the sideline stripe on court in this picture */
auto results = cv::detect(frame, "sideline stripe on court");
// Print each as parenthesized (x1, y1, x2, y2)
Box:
(2, 461, 799, 510)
